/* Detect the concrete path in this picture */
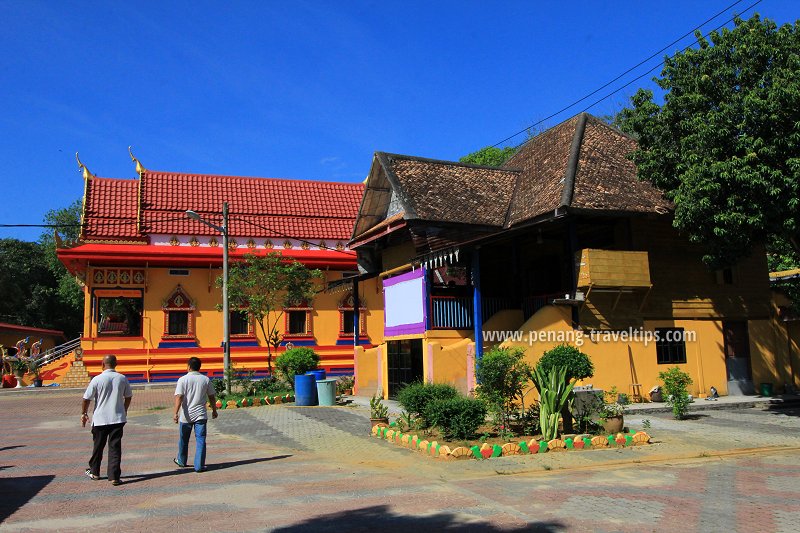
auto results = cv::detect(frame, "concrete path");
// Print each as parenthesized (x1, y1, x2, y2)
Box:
(2, 388, 800, 532)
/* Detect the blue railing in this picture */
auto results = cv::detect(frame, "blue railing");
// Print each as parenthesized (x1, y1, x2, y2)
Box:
(430, 296, 473, 329)
(429, 296, 518, 329)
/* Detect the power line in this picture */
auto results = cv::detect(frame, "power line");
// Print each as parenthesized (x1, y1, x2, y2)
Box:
(507, 0, 764, 150)
(0, 216, 190, 229)
(491, 0, 758, 149)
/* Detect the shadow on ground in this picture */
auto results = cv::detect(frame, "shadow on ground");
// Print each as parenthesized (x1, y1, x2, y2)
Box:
(0, 445, 25, 453)
(764, 406, 800, 418)
(272, 505, 565, 532)
(0, 475, 55, 522)
(121, 455, 292, 484)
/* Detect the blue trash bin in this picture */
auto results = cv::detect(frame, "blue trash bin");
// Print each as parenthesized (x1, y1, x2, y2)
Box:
(294, 374, 318, 406)
(307, 369, 326, 381)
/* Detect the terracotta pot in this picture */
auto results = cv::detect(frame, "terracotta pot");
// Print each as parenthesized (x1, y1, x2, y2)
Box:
(370, 417, 389, 428)
(602, 415, 624, 434)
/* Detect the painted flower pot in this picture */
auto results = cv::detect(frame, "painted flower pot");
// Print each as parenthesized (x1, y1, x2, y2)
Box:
(33, 379, 43, 387)
(370, 417, 389, 428)
(602, 416, 624, 435)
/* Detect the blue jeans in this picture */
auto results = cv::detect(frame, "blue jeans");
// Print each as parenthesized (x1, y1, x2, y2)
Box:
(177, 420, 207, 471)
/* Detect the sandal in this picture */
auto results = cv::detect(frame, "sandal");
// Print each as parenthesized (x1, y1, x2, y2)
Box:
(85, 469, 100, 481)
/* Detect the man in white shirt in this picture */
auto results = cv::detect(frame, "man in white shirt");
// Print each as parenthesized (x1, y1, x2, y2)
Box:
(173, 357, 217, 472)
(81, 354, 133, 486)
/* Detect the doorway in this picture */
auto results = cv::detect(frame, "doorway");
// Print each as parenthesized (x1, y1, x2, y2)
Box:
(723, 321, 754, 395)
(386, 339, 423, 399)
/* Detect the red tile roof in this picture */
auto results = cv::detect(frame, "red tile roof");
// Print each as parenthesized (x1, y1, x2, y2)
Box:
(81, 171, 364, 242)
(82, 177, 141, 240)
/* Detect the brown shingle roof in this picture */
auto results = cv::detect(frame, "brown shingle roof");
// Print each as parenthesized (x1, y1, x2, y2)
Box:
(503, 115, 580, 226)
(377, 153, 520, 227)
(570, 116, 671, 214)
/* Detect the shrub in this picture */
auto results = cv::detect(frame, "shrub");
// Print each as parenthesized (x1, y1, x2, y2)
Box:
(659, 366, 693, 420)
(397, 382, 459, 422)
(275, 348, 320, 389)
(425, 397, 488, 440)
(254, 376, 290, 395)
(536, 344, 594, 381)
(211, 377, 226, 398)
(475, 348, 532, 432)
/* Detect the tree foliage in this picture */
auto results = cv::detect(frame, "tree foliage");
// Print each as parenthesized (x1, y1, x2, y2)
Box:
(274, 347, 320, 389)
(459, 146, 517, 167)
(0, 239, 80, 337)
(222, 252, 322, 374)
(768, 236, 800, 313)
(535, 344, 594, 382)
(39, 200, 84, 330)
(475, 347, 532, 431)
(617, 14, 800, 268)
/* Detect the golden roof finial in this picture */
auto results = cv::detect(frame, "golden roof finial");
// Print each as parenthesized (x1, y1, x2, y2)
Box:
(75, 152, 94, 180)
(128, 146, 146, 175)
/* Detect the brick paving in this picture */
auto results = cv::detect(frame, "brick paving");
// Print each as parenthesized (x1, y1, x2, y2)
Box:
(1, 387, 800, 532)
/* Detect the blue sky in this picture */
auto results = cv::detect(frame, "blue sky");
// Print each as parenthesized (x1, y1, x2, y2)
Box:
(1, 0, 796, 242)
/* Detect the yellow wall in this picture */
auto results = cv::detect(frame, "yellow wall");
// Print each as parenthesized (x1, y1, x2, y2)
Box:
(499, 306, 732, 397)
(77, 266, 382, 380)
(355, 345, 380, 397)
(82, 267, 382, 351)
(428, 338, 470, 394)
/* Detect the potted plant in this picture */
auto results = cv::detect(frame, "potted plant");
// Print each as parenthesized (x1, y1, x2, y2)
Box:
(27, 360, 43, 387)
(369, 393, 389, 428)
(599, 401, 625, 434)
(9, 359, 28, 388)
(337, 375, 355, 396)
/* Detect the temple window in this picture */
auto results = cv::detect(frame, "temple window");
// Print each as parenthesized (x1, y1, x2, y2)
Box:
(162, 285, 196, 340)
(338, 292, 366, 337)
(96, 292, 143, 337)
(284, 300, 312, 338)
(230, 310, 253, 336)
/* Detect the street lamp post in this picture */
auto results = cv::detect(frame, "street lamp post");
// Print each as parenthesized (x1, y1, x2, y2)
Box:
(186, 202, 231, 395)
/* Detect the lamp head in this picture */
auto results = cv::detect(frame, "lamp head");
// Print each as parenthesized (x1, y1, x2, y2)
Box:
(186, 210, 200, 221)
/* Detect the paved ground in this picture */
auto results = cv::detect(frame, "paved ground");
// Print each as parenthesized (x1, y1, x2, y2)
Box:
(2, 388, 800, 532)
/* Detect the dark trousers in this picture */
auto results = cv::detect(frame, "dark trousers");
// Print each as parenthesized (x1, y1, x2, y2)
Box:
(89, 422, 125, 480)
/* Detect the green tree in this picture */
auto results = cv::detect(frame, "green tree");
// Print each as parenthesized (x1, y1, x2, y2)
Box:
(617, 14, 800, 268)
(459, 146, 517, 167)
(0, 239, 80, 337)
(39, 200, 84, 335)
(222, 252, 322, 375)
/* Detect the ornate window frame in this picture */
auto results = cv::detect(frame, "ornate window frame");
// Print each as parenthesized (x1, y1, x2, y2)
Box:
(283, 300, 313, 340)
(338, 292, 367, 338)
(161, 285, 196, 340)
(230, 309, 256, 338)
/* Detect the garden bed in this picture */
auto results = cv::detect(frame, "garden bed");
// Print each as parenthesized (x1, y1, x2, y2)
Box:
(370, 422, 652, 460)
(214, 393, 295, 409)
